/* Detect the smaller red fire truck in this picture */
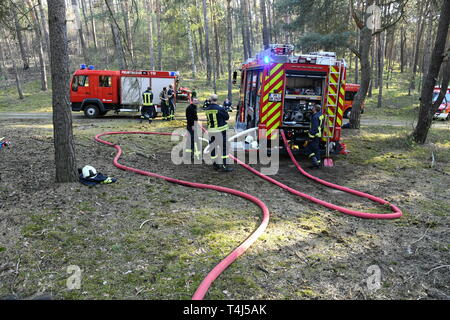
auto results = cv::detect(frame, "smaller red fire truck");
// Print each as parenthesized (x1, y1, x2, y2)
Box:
(343, 83, 365, 119)
(70, 65, 179, 118)
(433, 86, 450, 121)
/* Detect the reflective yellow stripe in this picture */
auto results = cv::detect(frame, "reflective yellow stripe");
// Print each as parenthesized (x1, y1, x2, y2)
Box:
(208, 124, 229, 133)
(266, 110, 281, 127)
(261, 104, 279, 123)
(262, 101, 275, 114)
(264, 70, 284, 92)
(270, 63, 283, 76)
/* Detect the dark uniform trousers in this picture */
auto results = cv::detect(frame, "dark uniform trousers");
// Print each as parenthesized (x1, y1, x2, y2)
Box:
(209, 131, 228, 164)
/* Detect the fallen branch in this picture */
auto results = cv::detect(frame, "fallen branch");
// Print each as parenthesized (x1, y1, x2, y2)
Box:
(426, 265, 450, 275)
(139, 219, 151, 229)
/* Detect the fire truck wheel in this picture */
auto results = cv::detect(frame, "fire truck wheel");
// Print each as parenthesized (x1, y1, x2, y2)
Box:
(84, 105, 100, 118)
(344, 108, 352, 119)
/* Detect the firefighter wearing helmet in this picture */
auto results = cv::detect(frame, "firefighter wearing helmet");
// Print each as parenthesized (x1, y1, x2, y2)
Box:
(304, 104, 324, 169)
(204, 94, 233, 172)
(140, 87, 154, 123)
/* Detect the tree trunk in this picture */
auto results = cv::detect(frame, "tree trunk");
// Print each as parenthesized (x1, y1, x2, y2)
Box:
(5, 37, 24, 100)
(421, 13, 434, 85)
(350, 26, 372, 129)
(413, 0, 450, 144)
(201, 0, 212, 85)
(155, 0, 162, 70)
(377, 31, 385, 108)
(27, 0, 48, 91)
(14, 15, 30, 70)
(106, 0, 127, 69)
(183, 7, 196, 78)
(147, 0, 155, 70)
(71, 0, 89, 64)
(38, 0, 50, 52)
(227, 0, 233, 101)
(211, 0, 222, 79)
(400, 25, 406, 73)
(261, 0, 269, 49)
(48, 0, 78, 183)
(88, 0, 98, 50)
(120, 0, 134, 59)
(409, 4, 427, 94)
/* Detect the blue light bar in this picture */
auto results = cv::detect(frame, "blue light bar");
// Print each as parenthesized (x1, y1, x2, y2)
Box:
(80, 64, 86, 69)
(88, 65, 95, 70)
(263, 56, 271, 64)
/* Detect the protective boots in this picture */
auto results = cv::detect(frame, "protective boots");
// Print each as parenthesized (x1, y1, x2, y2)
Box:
(310, 156, 321, 169)
(213, 163, 234, 172)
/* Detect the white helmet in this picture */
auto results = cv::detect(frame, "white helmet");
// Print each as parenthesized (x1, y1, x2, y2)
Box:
(244, 135, 254, 144)
(82, 165, 97, 179)
(250, 141, 259, 149)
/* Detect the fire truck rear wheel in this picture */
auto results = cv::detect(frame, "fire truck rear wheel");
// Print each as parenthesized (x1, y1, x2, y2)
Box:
(84, 105, 100, 118)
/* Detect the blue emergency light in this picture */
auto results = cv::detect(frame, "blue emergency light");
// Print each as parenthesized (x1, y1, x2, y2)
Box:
(80, 64, 86, 69)
(263, 56, 271, 64)
(88, 65, 95, 70)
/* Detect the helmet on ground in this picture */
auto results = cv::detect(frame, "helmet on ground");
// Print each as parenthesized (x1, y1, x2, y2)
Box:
(82, 165, 97, 179)
(245, 135, 254, 144)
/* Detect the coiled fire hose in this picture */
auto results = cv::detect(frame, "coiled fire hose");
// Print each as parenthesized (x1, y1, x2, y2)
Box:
(94, 131, 270, 300)
(94, 128, 402, 300)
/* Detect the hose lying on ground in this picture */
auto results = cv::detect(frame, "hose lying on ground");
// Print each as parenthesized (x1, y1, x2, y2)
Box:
(94, 131, 270, 300)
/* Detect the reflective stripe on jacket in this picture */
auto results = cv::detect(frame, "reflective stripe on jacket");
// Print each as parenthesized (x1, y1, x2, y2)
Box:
(204, 104, 229, 133)
(143, 91, 153, 106)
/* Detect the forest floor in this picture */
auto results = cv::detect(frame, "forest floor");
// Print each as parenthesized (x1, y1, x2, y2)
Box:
(0, 103, 449, 300)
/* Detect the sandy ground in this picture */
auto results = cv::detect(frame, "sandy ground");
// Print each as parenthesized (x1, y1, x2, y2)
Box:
(0, 113, 449, 300)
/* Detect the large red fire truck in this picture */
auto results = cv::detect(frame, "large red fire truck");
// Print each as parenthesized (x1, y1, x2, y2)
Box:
(70, 65, 179, 118)
(433, 86, 450, 121)
(235, 44, 348, 156)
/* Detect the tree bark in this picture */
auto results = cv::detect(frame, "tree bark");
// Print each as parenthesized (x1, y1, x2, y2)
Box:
(88, 0, 98, 50)
(409, 2, 427, 94)
(5, 37, 24, 100)
(377, 31, 386, 108)
(27, 0, 48, 91)
(155, 0, 162, 70)
(147, 0, 155, 70)
(48, 0, 78, 183)
(261, 0, 269, 49)
(201, 0, 212, 85)
(14, 14, 30, 70)
(38, 0, 50, 52)
(227, 0, 233, 101)
(413, 0, 450, 144)
(183, 7, 196, 78)
(72, 0, 89, 64)
(400, 25, 406, 73)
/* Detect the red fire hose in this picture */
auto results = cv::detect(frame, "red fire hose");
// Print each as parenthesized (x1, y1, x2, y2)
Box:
(94, 131, 270, 300)
(94, 129, 401, 300)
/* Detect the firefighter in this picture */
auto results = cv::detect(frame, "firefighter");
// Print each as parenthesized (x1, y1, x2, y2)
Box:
(304, 104, 324, 169)
(140, 87, 154, 123)
(167, 84, 175, 120)
(204, 94, 233, 172)
(160, 87, 169, 121)
(185, 98, 201, 161)
(191, 88, 197, 100)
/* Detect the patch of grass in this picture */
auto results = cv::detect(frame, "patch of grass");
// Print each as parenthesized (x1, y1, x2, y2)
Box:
(0, 80, 52, 113)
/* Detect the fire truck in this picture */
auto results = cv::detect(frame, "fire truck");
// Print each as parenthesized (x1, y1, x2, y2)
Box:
(433, 86, 450, 121)
(343, 83, 365, 119)
(235, 44, 348, 156)
(70, 65, 179, 118)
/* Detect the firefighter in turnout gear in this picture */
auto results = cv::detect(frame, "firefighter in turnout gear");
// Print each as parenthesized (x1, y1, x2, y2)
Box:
(185, 98, 201, 161)
(160, 87, 169, 120)
(140, 87, 154, 123)
(304, 104, 324, 169)
(168, 84, 175, 120)
(204, 94, 233, 172)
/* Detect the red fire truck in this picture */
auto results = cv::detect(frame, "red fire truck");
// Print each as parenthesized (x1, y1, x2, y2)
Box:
(70, 65, 179, 118)
(433, 86, 450, 121)
(343, 83, 365, 119)
(235, 44, 348, 155)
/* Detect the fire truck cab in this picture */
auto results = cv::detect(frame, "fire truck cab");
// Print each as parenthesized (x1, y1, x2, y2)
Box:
(70, 65, 179, 118)
(235, 44, 348, 156)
